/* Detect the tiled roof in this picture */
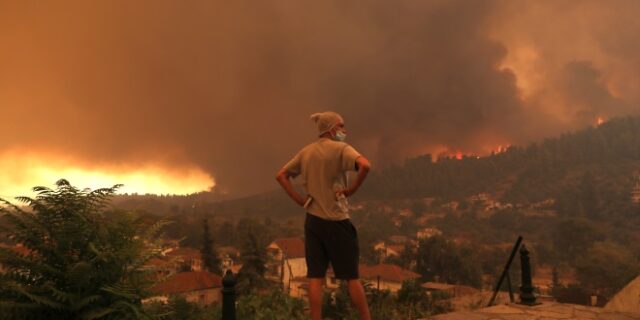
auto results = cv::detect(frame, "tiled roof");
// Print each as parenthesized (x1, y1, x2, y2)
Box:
(387, 244, 406, 254)
(166, 247, 201, 260)
(359, 264, 420, 283)
(0, 244, 31, 256)
(152, 271, 222, 294)
(271, 237, 305, 259)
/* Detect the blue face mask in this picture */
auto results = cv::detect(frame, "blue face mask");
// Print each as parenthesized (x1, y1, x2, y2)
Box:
(333, 130, 347, 141)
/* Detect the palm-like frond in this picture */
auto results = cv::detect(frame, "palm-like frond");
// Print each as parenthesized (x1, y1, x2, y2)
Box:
(80, 307, 117, 320)
(0, 180, 167, 319)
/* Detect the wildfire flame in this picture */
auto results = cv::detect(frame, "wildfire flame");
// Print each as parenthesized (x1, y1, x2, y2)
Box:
(0, 150, 215, 198)
(494, 145, 511, 154)
(438, 143, 511, 161)
(596, 117, 605, 126)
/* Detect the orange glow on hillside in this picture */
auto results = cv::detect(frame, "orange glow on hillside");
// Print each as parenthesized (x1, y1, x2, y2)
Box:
(431, 142, 511, 161)
(596, 117, 605, 126)
(0, 151, 215, 198)
(494, 145, 511, 154)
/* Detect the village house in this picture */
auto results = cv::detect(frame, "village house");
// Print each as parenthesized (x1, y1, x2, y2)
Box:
(165, 247, 203, 272)
(416, 227, 442, 240)
(148, 271, 222, 306)
(265, 237, 307, 293)
(218, 246, 239, 273)
(373, 241, 406, 262)
(0, 244, 30, 274)
(357, 263, 421, 293)
(145, 256, 180, 280)
(144, 246, 222, 279)
(441, 201, 459, 211)
(288, 276, 311, 299)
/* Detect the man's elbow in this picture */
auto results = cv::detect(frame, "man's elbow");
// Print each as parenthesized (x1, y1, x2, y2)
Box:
(356, 157, 372, 172)
(276, 170, 289, 182)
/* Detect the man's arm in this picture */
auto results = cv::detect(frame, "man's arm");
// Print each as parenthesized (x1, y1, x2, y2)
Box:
(342, 156, 371, 197)
(276, 169, 308, 207)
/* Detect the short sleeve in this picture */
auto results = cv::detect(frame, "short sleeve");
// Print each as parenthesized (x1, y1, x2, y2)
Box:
(282, 152, 302, 177)
(341, 145, 361, 172)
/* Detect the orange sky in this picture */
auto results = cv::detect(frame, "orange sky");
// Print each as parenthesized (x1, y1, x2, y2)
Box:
(1, 0, 639, 197)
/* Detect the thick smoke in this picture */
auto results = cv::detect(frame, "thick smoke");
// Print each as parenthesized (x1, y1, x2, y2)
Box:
(1, 0, 639, 196)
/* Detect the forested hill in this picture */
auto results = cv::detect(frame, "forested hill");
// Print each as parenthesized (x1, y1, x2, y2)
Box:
(112, 116, 640, 221)
(361, 116, 640, 217)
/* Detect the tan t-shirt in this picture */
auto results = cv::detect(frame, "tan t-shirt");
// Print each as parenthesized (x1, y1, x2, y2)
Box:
(282, 138, 362, 221)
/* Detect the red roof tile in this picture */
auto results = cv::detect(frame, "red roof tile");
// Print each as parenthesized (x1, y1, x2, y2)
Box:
(0, 244, 31, 256)
(359, 264, 420, 283)
(166, 247, 201, 260)
(272, 237, 305, 259)
(152, 271, 222, 294)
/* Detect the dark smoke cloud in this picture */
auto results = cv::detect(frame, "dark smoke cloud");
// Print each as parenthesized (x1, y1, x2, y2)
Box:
(1, 0, 639, 196)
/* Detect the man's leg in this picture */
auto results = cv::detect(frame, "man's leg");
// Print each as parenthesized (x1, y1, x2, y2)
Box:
(347, 279, 371, 320)
(308, 278, 324, 320)
(305, 214, 330, 320)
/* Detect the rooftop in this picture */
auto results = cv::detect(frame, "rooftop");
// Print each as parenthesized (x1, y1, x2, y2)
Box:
(165, 247, 202, 260)
(270, 237, 305, 259)
(359, 263, 420, 283)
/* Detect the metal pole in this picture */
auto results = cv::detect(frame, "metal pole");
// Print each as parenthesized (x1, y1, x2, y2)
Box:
(518, 244, 540, 306)
(506, 272, 514, 303)
(488, 236, 522, 307)
(222, 270, 236, 320)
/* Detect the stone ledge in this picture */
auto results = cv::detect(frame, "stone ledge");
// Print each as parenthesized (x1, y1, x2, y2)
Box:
(421, 302, 640, 320)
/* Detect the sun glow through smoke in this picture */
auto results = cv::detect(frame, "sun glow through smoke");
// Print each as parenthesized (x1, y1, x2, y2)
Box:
(0, 151, 215, 198)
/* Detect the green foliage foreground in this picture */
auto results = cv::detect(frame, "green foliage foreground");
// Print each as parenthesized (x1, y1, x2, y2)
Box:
(0, 179, 168, 320)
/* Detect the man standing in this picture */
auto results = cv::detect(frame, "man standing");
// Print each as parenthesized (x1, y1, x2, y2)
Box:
(276, 111, 371, 320)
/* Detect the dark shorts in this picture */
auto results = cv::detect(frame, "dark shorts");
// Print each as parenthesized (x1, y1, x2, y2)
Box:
(304, 213, 359, 280)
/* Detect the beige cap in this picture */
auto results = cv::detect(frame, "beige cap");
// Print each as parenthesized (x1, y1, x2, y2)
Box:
(310, 111, 344, 135)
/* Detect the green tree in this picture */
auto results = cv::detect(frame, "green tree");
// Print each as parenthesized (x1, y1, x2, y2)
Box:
(396, 280, 428, 319)
(236, 233, 268, 294)
(574, 241, 640, 298)
(0, 179, 168, 319)
(415, 236, 482, 288)
(201, 216, 221, 275)
(552, 218, 605, 262)
(237, 289, 305, 320)
(144, 296, 221, 320)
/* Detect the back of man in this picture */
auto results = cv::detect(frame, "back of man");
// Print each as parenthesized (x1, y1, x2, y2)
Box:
(276, 111, 371, 320)
(282, 137, 360, 221)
